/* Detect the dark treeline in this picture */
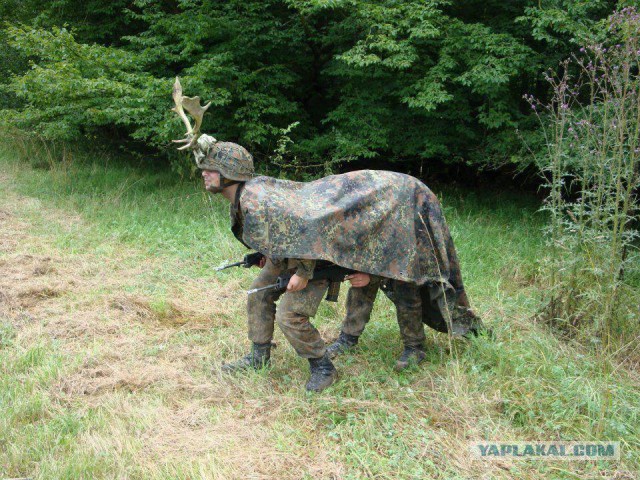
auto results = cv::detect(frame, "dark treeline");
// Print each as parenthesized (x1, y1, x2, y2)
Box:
(0, 0, 630, 178)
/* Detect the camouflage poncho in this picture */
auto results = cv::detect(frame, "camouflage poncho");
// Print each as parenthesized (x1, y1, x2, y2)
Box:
(234, 170, 479, 334)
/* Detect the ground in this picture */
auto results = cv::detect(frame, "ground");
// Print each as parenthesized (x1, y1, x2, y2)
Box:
(0, 152, 638, 479)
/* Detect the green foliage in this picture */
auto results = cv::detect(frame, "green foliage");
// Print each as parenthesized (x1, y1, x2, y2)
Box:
(528, 7, 640, 350)
(518, 0, 614, 46)
(0, 0, 624, 172)
(3, 26, 144, 139)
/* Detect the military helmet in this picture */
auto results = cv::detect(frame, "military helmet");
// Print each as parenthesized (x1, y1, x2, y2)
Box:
(196, 141, 255, 182)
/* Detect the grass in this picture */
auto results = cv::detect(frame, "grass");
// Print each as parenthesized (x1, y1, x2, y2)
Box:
(0, 140, 639, 479)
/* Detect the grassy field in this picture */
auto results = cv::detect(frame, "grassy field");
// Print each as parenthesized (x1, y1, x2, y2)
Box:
(0, 144, 638, 479)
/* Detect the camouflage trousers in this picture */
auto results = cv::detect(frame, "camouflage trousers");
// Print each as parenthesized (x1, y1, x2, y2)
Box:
(342, 276, 426, 347)
(247, 259, 328, 359)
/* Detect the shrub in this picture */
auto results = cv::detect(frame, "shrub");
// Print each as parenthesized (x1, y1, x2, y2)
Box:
(527, 7, 640, 350)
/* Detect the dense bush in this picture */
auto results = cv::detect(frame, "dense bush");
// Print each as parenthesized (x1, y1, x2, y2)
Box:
(0, 0, 626, 173)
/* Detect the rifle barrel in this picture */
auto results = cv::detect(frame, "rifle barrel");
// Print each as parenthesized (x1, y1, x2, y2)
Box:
(246, 283, 279, 295)
(215, 261, 245, 271)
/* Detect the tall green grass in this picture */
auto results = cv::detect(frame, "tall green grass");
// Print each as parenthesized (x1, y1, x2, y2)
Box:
(1, 133, 242, 273)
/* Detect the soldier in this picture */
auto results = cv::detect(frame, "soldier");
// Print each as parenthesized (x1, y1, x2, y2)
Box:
(202, 151, 341, 392)
(171, 79, 481, 391)
(330, 273, 483, 369)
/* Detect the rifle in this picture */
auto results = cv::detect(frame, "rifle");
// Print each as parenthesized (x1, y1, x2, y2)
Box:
(247, 264, 355, 302)
(215, 252, 265, 271)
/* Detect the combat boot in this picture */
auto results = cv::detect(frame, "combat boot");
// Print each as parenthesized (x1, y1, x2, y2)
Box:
(326, 331, 359, 358)
(395, 344, 427, 371)
(306, 353, 338, 392)
(221, 342, 271, 373)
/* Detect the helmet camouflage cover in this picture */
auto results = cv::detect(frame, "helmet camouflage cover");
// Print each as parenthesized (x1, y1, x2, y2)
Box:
(196, 141, 255, 182)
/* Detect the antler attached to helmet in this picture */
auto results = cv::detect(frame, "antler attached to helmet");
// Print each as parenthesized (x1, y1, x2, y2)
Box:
(171, 77, 212, 151)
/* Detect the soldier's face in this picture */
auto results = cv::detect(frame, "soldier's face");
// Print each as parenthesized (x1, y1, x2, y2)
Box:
(202, 170, 222, 193)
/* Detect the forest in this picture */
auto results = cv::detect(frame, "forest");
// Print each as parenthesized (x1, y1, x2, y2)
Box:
(0, 0, 632, 173)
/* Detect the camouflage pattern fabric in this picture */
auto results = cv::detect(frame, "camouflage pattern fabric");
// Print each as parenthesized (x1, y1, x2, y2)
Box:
(379, 279, 481, 334)
(247, 258, 328, 359)
(392, 281, 426, 347)
(342, 277, 381, 337)
(235, 170, 480, 335)
(344, 276, 426, 347)
(197, 141, 255, 181)
(246, 259, 280, 345)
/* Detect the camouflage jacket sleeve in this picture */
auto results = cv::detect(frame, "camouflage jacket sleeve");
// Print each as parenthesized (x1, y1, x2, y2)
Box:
(291, 259, 316, 280)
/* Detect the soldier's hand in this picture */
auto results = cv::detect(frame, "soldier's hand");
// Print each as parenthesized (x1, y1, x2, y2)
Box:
(287, 274, 309, 292)
(346, 273, 371, 288)
(258, 256, 267, 268)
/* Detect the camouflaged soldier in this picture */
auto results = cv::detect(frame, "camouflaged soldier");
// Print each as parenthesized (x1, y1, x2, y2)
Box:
(171, 79, 483, 389)
(201, 146, 338, 392)
(191, 140, 428, 374)
(171, 79, 338, 392)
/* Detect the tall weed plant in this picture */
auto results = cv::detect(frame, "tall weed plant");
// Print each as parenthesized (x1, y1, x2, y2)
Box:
(526, 7, 640, 352)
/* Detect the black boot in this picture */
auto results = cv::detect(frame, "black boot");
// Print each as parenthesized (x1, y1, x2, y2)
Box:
(395, 344, 427, 371)
(326, 331, 359, 358)
(221, 342, 271, 373)
(306, 353, 338, 392)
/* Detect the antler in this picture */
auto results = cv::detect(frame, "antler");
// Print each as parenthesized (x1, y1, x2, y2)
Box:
(171, 77, 212, 151)
(172, 77, 192, 135)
